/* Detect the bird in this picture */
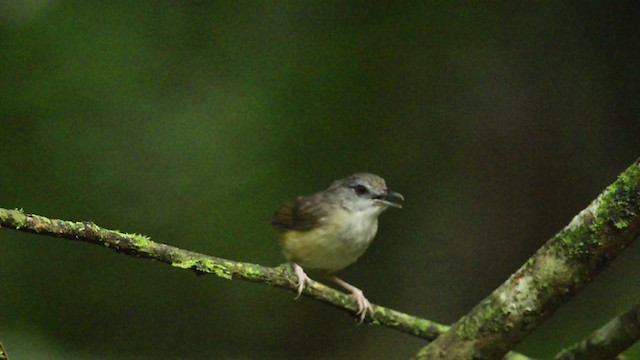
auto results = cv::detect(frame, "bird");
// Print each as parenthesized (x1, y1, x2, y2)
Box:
(270, 173, 403, 322)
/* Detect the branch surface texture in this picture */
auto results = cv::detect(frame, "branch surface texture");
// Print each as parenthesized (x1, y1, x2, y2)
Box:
(417, 158, 640, 359)
(0, 207, 447, 341)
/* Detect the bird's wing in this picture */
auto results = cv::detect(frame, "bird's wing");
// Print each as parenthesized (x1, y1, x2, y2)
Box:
(270, 193, 329, 232)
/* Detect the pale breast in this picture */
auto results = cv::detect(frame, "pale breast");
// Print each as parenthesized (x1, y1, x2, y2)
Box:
(280, 206, 380, 272)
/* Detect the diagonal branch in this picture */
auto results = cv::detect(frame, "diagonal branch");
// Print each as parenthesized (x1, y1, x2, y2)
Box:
(555, 302, 640, 360)
(416, 158, 640, 359)
(4, 158, 638, 359)
(0, 207, 447, 341)
(0, 341, 9, 360)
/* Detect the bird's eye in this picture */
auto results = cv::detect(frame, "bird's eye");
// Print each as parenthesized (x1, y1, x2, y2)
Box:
(353, 184, 368, 195)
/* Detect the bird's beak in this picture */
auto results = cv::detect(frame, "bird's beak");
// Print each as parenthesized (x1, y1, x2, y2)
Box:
(374, 190, 404, 208)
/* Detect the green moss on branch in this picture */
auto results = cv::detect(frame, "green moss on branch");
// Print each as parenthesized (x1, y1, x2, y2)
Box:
(416, 158, 640, 359)
(0, 207, 443, 341)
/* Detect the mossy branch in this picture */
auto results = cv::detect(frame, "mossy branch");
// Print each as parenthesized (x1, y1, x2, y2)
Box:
(0, 207, 447, 341)
(416, 158, 640, 359)
(3, 158, 639, 359)
(0, 341, 9, 360)
(555, 302, 640, 360)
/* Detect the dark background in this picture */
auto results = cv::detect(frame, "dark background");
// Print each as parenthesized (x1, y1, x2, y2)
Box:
(2, 2, 639, 359)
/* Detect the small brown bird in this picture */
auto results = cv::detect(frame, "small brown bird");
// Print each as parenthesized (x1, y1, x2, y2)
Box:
(271, 173, 403, 321)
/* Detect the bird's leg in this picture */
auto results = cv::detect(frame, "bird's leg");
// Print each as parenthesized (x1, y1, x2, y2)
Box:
(291, 262, 311, 299)
(331, 276, 372, 323)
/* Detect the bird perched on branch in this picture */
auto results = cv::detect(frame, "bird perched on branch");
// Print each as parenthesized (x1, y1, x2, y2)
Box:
(271, 173, 403, 322)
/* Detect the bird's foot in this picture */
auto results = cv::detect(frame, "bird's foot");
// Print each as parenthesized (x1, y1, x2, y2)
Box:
(291, 263, 311, 299)
(332, 277, 373, 323)
(351, 288, 372, 323)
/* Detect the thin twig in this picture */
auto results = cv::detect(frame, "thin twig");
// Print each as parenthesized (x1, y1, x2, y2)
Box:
(416, 158, 640, 359)
(0, 207, 447, 341)
(555, 302, 640, 360)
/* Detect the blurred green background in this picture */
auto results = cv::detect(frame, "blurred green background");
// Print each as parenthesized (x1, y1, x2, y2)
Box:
(2, 2, 640, 359)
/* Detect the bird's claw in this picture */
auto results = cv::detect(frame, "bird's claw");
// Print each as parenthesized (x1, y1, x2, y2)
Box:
(331, 276, 372, 323)
(291, 263, 311, 299)
(351, 288, 373, 323)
